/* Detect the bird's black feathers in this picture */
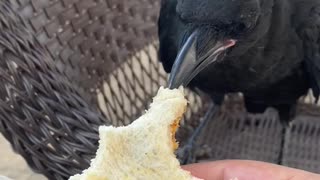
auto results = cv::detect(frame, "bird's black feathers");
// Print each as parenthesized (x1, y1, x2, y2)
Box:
(297, 4, 320, 102)
(158, 0, 184, 73)
(158, 0, 320, 119)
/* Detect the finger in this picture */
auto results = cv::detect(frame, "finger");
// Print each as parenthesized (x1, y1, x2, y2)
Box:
(182, 160, 320, 180)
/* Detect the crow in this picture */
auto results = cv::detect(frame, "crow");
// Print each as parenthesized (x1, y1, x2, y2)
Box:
(159, 0, 320, 163)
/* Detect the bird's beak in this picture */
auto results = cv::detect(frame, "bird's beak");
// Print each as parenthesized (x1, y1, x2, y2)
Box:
(168, 31, 236, 89)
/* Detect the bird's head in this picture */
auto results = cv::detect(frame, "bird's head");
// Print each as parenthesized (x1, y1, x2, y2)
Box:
(168, 0, 273, 88)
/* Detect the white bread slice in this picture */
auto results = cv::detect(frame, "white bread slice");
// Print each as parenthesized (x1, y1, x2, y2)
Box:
(69, 87, 202, 180)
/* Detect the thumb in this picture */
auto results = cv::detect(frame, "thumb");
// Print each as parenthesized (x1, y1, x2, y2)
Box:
(182, 160, 320, 180)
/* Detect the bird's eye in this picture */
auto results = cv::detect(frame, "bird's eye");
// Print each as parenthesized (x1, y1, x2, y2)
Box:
(228, 22, 248, 37)
(235, 23, 247, 33)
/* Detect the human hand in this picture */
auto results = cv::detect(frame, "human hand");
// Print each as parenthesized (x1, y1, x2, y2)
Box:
(183, 160, 320, 180)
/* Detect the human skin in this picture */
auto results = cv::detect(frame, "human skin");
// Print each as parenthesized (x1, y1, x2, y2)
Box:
(183, 160, 320, 180)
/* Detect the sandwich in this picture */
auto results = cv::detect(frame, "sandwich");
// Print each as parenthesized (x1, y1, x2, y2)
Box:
(69, 87, 202, 180)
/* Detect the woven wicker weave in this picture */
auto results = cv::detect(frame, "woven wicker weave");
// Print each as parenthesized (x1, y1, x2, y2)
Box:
(0, 0, 206, 179)
(0, 0, 320, 180)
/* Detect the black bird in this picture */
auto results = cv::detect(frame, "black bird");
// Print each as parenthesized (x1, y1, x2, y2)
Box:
(159, 0, 320, 163)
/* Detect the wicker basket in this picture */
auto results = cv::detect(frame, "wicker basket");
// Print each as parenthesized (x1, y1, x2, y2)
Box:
(0, 0, 319, 179)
